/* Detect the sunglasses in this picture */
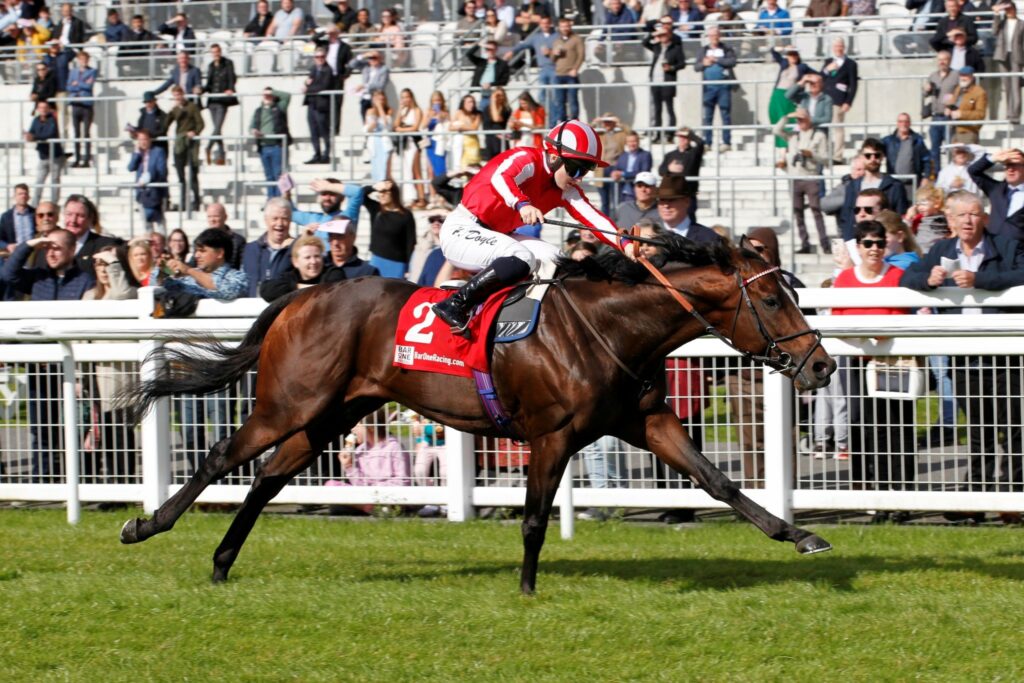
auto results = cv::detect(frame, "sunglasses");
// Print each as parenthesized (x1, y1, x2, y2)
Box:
(562, 157, 596, 179)
(36, 211, 55, 217)
(862, 152, 882, 159)
(854, 205, 876, 214)
(859, 238, 885, 249)
(428, 215, 445, 223)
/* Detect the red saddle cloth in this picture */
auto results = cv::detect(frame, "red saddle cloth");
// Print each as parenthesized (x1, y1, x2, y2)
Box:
(393, 287, 511, 378)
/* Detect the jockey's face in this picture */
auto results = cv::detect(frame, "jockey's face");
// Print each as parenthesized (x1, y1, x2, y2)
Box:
(550, 154, 588, 190)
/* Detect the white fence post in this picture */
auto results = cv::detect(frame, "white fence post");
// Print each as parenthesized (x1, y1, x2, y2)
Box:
(60, 341, 80, 525)
(139, 341, 170, 514)
(445, 428, 475, 521)
(762, 367, 794, 523)
(557, 471, 574, 540)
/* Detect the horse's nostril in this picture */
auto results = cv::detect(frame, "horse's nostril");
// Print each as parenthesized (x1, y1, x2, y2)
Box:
(812, 361, 829, 377)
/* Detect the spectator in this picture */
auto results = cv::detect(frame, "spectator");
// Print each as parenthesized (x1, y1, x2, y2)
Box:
(133, 91, 168, 153)
(839, 138, 910, 241)
(153, 51, 202, 103)
(0, 184, 34, 254)
(644, 20, 687, 142)
(377, 7, 407, 66)
(786, 72, 834, 130)
(930, 0, 977, 52)
(8, 19, 50, 62)
(413, 213, 446, 286)
(242, 197, 295, 297)
(204, 43, 237, 166)
(773, 108, 830, 255)
(66, 50, 95, 168)
(805, 0, 843, 25)
(467, 40, 511, 113)
(157, 12, 196, 56)
(33, 201, 58, 239)
(63, 194, 119, 278)
(946, 66, 986, 144)
(204, 203, 246, 270)
(769, 47, 811, 154)
(993, 2, 1023, 125)
(259, 234, 344, 301)
(905, 184, 951, 253)
(481, 7, 513, 48)
(161, 85, 204, 212)
(590, 114, 630, 214)
(550, 18, 584, 122)
(945, 26, 985, 73)
(877, 208, 923, 270)
(833, 221, 915, 508)
(325, 0, 357, 32)
(456, 0, 483, 39)
(615, 170, 659, 227)
(923, 50, 958, 176)
(673, 0, 705, 40)
(656, 174, 719, 242)
(658, 127, 705, 219)
(901, 191, 1024, 492)
(25, 100, 63, 206)
(125, 237, 154, 286)
(937, 143, 982, 195)
(43, 40, 73, 116)
(348, 51, 390, 121)
(288, 177, 364, 245)
(392, 88, 426, 208)
(327, 409, 410, 510)
(148, 231, 166, 263)
(316, 25, 353, 135)
(28, 60, 56, 106)
(882, 113, 931, 191)
(608, 129, 652, 209)
(267, 0, 304, 40)
(603, 0, 639, 43)
(907, 0, 944, 33)
(348, 8, 374, 36)
(968, 147, 1024, 239)
(482, 86, 512, 161)
(505, 15, 556, 124)
(323, 215, 380, 277)
(755, 0, 792, 36)
(250, 87, 291, 199)
(842, 0, 876, 19)
(303, 47, 334, 165)
(425, 91, 451, 208)
(365, 89, 394, 181)
(364, 179, 416, 278)
(451, 94, 483, 169)
(103, 9, 129, 43)
(821, 37, 858, 163)
(493, 0, 517, 31)
(121, 14, 155, 60)
(244, 0, 273, 37)
(714, 2, 743, 37)
(695, 25, 736, 152)
(160, 228, 248, 302)
(128, 129, 168, 233)
(168, 228, 190, 263)
(515, 0, 553, 37)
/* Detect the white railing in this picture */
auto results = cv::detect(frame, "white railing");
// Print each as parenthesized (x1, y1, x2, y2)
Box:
(2, 286, 1024, 537)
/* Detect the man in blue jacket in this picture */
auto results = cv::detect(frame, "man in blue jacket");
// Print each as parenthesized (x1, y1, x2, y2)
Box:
(838, 137, 909, 239)
(153, 51, 202, 103)
(900, 190, 1024, 492)
(242, 197, 295, 297)
(968, 147, 1024, 241)
(882, 112, 931, 190)
(128, 129, 168, 232)
(286, 177, 363, 249)
(67, 50, 96, 168)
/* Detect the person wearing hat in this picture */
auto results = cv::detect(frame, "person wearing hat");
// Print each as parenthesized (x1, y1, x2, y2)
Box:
(658, 127, 705, 220)
(321, 214, 380, 278)
(133, 91, 168, 153)
(615, 171, 659, 228)
(967, 148, 1024, 239)
(656, 175, 719, 244)
(773, 107, 829, 254)
(945, 65, 986, 144)
(431, 119, 634, 333)
(930, 0, 978, 52)
(414, 212, 448, 286)
(935, 142, 980, 194)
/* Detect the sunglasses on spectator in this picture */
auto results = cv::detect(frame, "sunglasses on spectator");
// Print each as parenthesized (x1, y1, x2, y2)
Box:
(862, 152, 882, 159)
(854, 205, 876, 214)
(36, 211, 55, 217)
(428, 215, 445, 223)
(562, 157, 596, 179)
(858, 238, 885, 249)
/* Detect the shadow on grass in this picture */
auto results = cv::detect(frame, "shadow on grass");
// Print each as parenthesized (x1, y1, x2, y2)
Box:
(357, 554, 1024, 593)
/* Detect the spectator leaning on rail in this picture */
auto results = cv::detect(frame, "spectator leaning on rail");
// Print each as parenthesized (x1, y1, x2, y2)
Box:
(159, 228, 249, 302)
(773, 107, 830, 255)
(25, 100, 63, 207)
(66, 50, 95, 168)
(250, 87, 291, 199)
(694, 26, 736, 153)
(128, 129, 168, 233)
(785, 72, 833, 132)
(839, 138, 910, 241)
(259, 233, 345, 301)
(882, 113, 931, 195)
(968, 148, 1024, 240)
(900, 190, 1024, 492)
(820, 37, 858, 164)
(152, 51, 202, 103)
(242, 197, 296, 297)
(2, 227, 92, 299)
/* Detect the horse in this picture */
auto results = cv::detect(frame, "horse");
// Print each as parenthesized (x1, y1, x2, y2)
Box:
(119, 233, 837, 594)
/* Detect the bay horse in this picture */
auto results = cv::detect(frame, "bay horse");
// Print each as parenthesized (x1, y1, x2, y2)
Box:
(120, 234, 836, 594)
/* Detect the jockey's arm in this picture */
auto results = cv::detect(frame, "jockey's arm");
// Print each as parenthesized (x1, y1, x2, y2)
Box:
(561, 184, 633, 253)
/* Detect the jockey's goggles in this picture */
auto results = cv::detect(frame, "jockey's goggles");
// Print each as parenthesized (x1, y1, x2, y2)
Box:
(562, 157, 597, 179)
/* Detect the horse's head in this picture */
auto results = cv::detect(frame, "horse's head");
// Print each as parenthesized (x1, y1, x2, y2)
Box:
(714, 237, 835, 391)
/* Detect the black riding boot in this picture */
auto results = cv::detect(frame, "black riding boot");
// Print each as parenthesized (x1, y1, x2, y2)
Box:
(432, 257, 530, 334)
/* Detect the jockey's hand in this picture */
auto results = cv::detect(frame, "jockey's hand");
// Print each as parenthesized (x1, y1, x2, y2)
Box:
(519, 204, 544, 227)
(624, 242, 639, 261)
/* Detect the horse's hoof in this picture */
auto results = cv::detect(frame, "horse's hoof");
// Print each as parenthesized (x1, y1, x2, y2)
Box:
(120, 518, 141, 544)
(796, 534, 832, 555)
(211, 569, 229, 584)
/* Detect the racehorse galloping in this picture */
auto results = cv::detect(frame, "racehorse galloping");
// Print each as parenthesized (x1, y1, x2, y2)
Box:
(120, 234, 836, 594)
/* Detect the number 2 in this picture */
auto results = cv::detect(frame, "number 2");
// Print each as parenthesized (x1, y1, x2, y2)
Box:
(405, 302, 436, 344)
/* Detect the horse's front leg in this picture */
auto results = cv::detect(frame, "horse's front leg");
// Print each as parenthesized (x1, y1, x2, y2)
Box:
(623, 406, 831, 554)
(519, 432, 573, 596)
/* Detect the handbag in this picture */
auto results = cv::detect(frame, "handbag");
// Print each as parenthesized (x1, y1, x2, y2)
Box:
(865, 357, 925, 400)
(821, 181, 847, 216)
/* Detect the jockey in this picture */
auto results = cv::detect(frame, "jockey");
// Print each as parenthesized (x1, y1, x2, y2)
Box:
(432, 119, 636, 333)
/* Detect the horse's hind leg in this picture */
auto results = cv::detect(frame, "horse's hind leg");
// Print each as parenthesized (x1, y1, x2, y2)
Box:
(120, 405, 298, 545)
(626, 407, 831, 554)
(519, 432, 572, 595)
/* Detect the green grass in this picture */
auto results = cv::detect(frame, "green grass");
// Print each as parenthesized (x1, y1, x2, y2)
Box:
(3, 510, 1024, 681)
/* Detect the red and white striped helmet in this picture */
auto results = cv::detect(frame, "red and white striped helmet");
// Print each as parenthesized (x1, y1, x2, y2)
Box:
(543, 120, 609, 167)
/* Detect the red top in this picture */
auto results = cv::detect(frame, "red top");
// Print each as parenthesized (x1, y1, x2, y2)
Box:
(460, 146, 622, 250)
(832, 265, 909, 315)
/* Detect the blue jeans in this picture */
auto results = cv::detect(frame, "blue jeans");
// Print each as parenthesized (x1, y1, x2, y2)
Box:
(260, 145, 283, 198)
(538, 67, 556, 127)
(928, 115, 949, 176)
(580, 435, 623, 489)
(552, 74, 579, 123)
(702, 84, 732, 146)
(141, 205, 164, 228)
(180, 391, 230, 473)
(928, 355, 956, 426)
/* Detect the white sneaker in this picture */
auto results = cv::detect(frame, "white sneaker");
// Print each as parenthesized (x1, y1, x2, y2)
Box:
(719, 144, 732, 153)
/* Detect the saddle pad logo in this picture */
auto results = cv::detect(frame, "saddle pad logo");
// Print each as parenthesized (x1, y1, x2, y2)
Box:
(394, 345, 415, 366)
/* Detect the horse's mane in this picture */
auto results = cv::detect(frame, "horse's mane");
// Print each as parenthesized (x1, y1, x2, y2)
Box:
(556, 232, 739, 285)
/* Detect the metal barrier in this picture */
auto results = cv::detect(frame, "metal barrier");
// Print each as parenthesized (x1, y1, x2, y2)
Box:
(2, 286, 1024, 536)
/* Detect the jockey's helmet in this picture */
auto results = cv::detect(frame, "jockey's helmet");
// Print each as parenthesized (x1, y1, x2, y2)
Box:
(543, 120, 610, 171)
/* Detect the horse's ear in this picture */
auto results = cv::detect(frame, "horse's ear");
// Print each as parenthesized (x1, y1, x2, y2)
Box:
(737, 235, 753, 253)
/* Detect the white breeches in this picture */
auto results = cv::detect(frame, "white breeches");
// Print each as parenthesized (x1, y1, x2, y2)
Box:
(439, 204, 561, 274)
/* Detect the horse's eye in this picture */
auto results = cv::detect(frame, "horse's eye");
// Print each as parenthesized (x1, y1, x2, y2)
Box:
(764, 296, 780, 309)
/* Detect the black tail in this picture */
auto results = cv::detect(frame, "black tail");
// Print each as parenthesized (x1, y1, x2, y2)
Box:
(120, 293, 298, 423)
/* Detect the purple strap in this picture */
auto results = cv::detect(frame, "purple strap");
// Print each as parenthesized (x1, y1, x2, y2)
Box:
(472, 369, 521, 440)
